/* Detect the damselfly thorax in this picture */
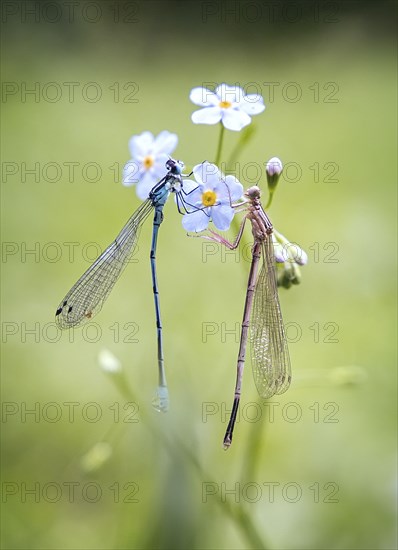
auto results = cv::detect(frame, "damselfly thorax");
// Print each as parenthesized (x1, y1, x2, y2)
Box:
(245, 185, 273, 241)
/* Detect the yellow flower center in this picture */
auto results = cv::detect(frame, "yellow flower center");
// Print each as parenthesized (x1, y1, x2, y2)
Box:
(143, 155, 154, 170)
(202, 190, 217, 207)
(219, 100, 232, 109)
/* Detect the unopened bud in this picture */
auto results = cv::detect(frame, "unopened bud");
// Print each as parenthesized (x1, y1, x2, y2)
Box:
(277, 262, 301, 288)
(266, 157, 283, 190)
(272, 234, 289, 263)
(286, 243, 308, 266)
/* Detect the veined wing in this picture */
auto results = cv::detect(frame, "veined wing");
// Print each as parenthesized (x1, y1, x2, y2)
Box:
(55, 198, 154, 329)
(250, 236, 291, 398)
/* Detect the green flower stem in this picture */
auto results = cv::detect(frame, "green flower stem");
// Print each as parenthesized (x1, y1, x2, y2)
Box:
(214, 123, 225, 166)
(273, 228, 288, 246)
(226, 141, 242, 171)
(152, 428, 269, 550)
(226, 124, 256, 172)
(264, 189, 274, 210)
(103, 370, 269, 549)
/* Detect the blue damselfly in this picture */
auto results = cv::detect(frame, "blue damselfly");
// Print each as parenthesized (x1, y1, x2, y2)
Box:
(55, 158, 193, 411)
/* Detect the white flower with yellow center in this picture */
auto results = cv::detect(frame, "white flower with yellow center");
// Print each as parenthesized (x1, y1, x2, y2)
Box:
(182, 162, 243, 232)
(123, 130, 178, 199)
(190, 84, 265, 131)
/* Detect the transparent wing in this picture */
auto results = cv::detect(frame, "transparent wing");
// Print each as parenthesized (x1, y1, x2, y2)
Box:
(55, 199, 154, 329)
(250, 237, 291, 398)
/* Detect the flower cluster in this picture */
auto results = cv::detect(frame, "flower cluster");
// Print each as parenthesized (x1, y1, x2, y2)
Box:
(122, 82, 307, 284)
(272, 231, 308, 288)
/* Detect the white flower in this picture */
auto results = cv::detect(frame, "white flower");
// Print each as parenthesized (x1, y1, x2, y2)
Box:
(123, 130, 178, 200)
(266, 157, 283, 177)
(190, 84, 265, 131)
(181, 162, 243, 232)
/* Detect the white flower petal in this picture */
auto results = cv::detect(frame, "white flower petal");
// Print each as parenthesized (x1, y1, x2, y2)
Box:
(178, 180, 201, 211)
(190, 87, 219, 107)
(182, 178, 201, 196)
(153, 131, 178, 155)
(182, 209, 210, 232)
(122, 161, 141, 186)
(211, 204, 234, 231)
(128, 131, 154, 159)
(152, 153, 170, 175)
(182, 185, 203, 211)
(216, 83, 244, 104)
(225, 175, 244, 201)
(238, 95, 266, 115)
(213, 177, 231, 202)
(222, 109, 251, 131)
(192, 163, 205, 187)
(136, 171, 157, 200)
(199, 162, 221, 188)
(192, 106, 222, 125)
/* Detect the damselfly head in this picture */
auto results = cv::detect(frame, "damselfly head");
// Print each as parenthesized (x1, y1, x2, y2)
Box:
(245, 186, 261, 200)
(166, 158, 184, 175)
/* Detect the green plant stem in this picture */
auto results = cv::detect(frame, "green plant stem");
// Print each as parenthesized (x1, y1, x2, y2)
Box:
(214, 123, 225, 166)
(264, 190, 274, 210)
(226, 124, 256, 172)
(226, 142, 242, 172)
(105, 371, 269, 549)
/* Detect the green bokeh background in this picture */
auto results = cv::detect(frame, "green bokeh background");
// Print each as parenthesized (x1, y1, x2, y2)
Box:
(1, 1, 397, 549)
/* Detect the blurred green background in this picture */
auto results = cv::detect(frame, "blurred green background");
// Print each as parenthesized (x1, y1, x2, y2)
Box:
(1, 1, 397, 549)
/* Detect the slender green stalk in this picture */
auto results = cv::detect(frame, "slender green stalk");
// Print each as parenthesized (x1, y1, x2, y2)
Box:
(226, 124, 256, 172)
(103, 371, 270, 549)
(226, 142, 242, 172)
(159, 430, 270, 549)
(264, 190, 274, 210)
(214, 123, 225, 166)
